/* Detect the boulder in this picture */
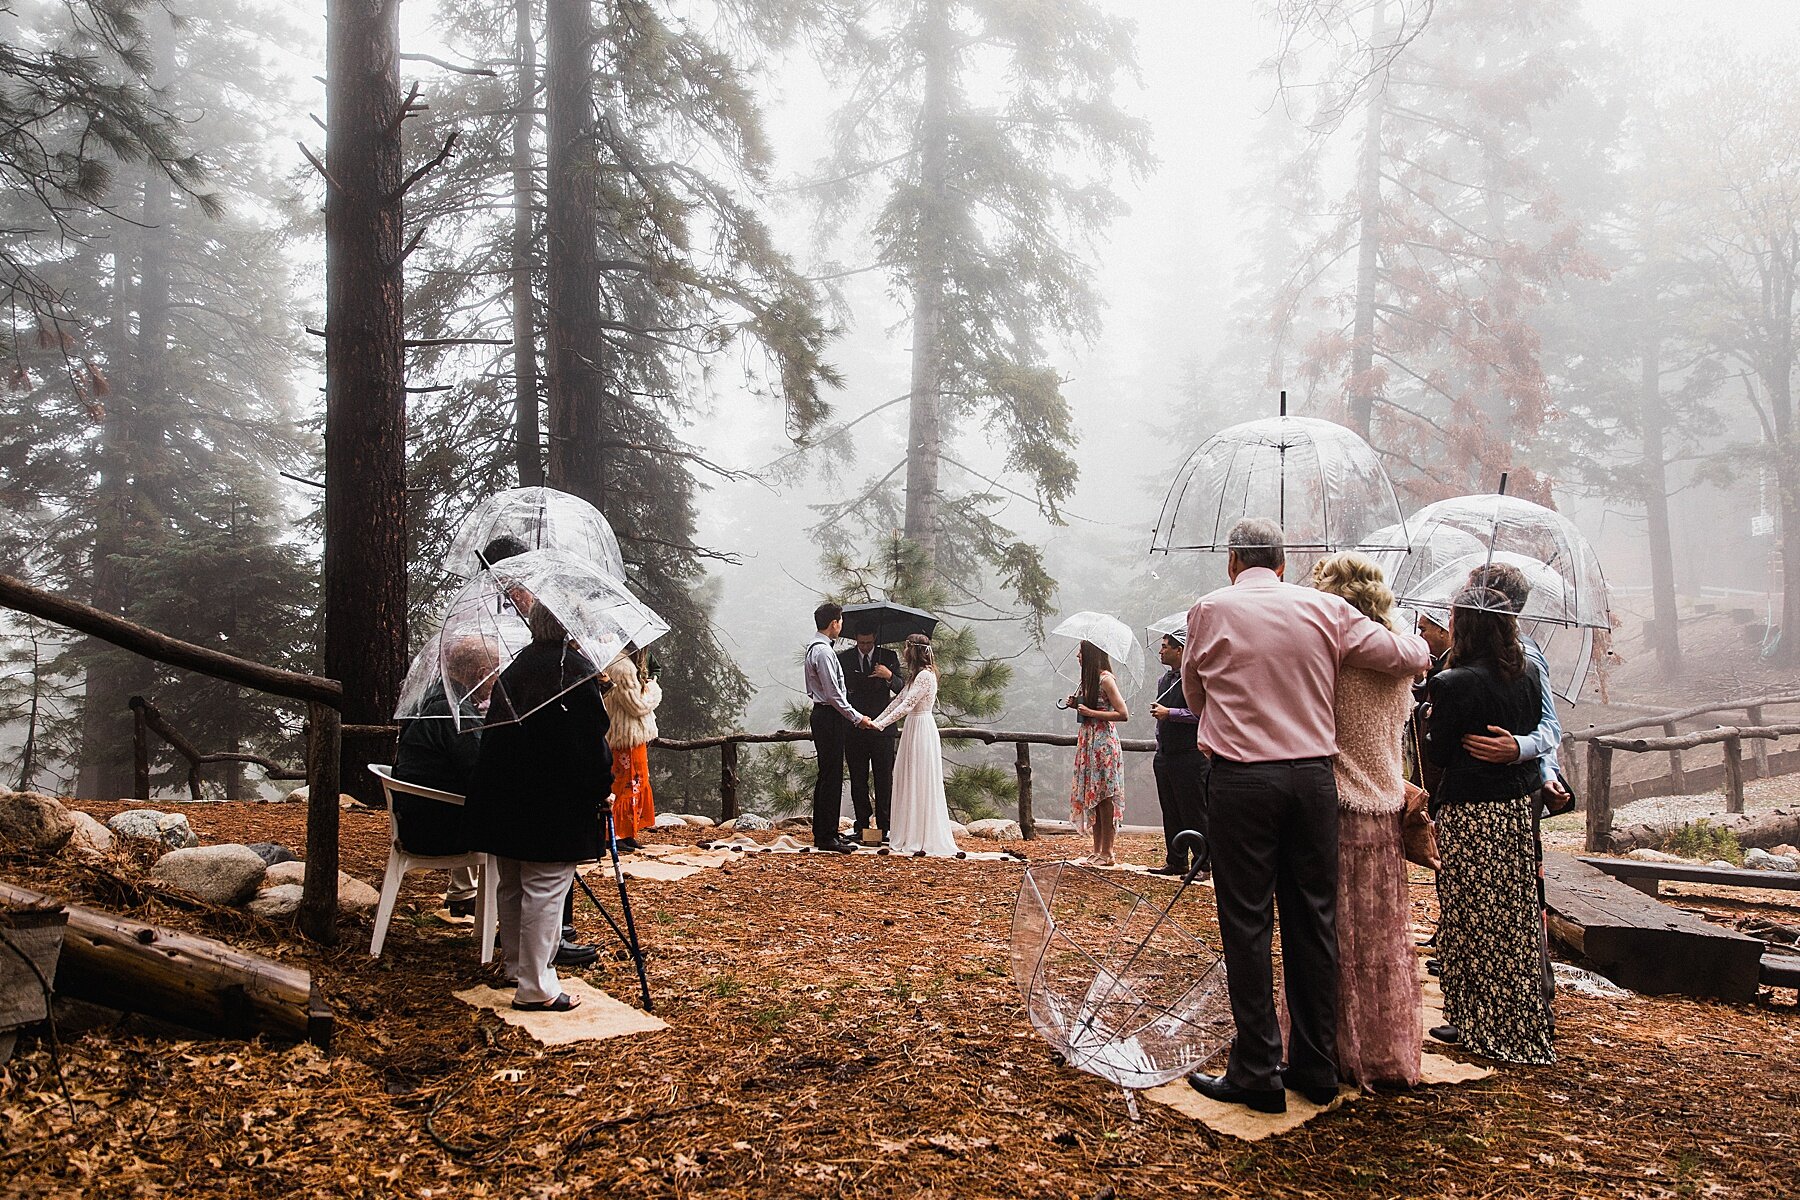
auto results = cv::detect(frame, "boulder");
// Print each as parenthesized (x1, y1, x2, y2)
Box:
(1772, 844, 1800, 858)
(260, 860, 382, 913)
(1626, 848, 1686, 863)
(1744, 848, 1799, 873)
(775, 816, 812, 831)
(1032, 819, 1077, 836)
(1706, 860, 1738, 870)
(948, 821, 969, 838)
(728, 813, 773, 831)
(247, 884, 304, 919)
(965, 818, 1023, 841)
(150, 844, 269, 906)
(67, 810, 115, 855)
(0, 790, 75, 854)
(106, 808, 199, 851)
(245, 842, 297, 867)
(678, 814, 716, 828)
(653, 812, 688, 828)
(281, 786, 308, 805)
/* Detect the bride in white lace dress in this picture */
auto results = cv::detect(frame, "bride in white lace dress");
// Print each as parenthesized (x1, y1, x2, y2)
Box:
(870, 634, 959, 856)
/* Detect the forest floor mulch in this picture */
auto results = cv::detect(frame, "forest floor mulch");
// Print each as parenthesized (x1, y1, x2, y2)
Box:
(2, 801, 1798, 1198)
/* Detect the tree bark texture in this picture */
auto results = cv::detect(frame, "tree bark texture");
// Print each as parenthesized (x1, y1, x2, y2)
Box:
(512, 0, 544, 488)
(901, 0, 951, 567)
(543, 0, 609, 509)
(1346, 0, 1388, 440)
(323, 0, 408, 802)
(1639, 331, 1682, 674)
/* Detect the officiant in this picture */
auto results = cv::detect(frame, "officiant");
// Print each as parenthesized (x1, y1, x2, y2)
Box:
(840, 626, 904, 842)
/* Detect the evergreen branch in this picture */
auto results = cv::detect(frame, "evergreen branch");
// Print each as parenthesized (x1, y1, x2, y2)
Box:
(392, 133, 460, 202)
(399, 52, 499, 78)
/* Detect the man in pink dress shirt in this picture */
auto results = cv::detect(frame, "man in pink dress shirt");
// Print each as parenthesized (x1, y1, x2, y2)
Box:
(1181, 518, 1431, 1113)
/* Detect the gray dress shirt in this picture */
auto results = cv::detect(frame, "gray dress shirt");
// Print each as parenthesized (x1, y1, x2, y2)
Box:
(803, 633, 864, 723)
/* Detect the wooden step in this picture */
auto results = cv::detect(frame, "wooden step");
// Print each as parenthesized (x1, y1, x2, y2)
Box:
(1543, 853, 1765, 1003)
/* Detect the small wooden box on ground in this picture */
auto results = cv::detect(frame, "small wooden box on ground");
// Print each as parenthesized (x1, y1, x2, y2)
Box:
(1543, 852, 1764, 1003)
(0, 901, 70, 1064)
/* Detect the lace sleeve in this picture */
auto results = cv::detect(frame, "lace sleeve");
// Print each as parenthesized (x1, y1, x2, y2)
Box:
(872, 671, 935, 729)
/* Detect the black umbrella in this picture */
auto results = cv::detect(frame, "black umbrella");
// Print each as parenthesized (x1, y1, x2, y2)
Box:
(840, 601, 938, 644)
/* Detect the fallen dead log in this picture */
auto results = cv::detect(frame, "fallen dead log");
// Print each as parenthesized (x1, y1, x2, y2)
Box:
(0, 881, 331, 1049)
(1604, 810, 1800, 855)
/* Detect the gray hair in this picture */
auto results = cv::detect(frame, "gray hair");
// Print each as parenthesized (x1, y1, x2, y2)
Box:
(1227, 517, 1285, 571)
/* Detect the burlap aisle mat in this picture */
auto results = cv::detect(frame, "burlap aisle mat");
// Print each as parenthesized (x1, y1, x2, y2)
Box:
(454, 977, 668, 1046)
(1142, 935, 1492, 1140)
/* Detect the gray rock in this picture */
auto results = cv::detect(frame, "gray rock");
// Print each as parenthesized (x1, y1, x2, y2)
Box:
(245, 842, 297, 866)
(1031, 818, 1078, 836)
(260, 860, 381, 913)
(281, 786, 308, 805)
(1744, 848, 1799, 873)
(150, 844, 268, 905)
(965, 818, 1022, 840)
(106, 808, 199, 850)
(67, 810, 115, 855)
(653, 812, 687, 828)
(948, 821, 969, 838)
(728, 813, 773, 831)
(247, 883, 304, 918)
(1706, 859, 1738, 870)
(775, 816, 812, 831)
(0, 791, 75, 854)
(1626, 848, 1686, 863)
(678, 814, 716, 828)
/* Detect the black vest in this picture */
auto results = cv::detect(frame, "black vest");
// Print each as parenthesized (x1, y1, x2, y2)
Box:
(1154, 669, 1199, 755)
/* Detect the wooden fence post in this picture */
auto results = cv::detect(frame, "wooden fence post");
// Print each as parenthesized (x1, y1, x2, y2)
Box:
(1662, 721, 1685, 791)
(299, 703, 341, 945)
(1560, 732, 1579, 801)
(131, 697, 151, 802)
(719, 740, 739, 823)
(1747, 706, 1769, 778)
(1723, 735, 1745, 815)
(1585, 741, 1613, 853)
(1015, 741, 1035, 840)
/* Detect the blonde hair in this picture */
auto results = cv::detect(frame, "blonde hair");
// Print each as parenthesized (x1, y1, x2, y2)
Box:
(1311, 552, 1395, 630)
(903, 632, 936, 673)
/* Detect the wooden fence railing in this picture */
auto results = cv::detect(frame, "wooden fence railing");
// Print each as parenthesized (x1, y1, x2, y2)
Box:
(129, 695, 308, 803)
(0, 572, 345, 943)
(1580, 723, 1800, 851)
(1563, 691, 1800, 797)
(654, 727, 1158, 839)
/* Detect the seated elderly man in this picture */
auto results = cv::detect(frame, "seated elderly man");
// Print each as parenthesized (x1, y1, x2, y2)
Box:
(393, 635, 498, 917)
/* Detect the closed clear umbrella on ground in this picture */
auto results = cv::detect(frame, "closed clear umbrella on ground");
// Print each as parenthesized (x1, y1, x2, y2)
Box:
(1151, 415, 1409, 555)
(1011, 838, 1233, 1116)
(1048, 611, 1145, 691)
(396, 548, 668, 729)
(445, 486, 626, 581)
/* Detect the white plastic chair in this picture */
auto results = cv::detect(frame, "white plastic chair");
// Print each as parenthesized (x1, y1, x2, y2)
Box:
(368, 764, 496, 962)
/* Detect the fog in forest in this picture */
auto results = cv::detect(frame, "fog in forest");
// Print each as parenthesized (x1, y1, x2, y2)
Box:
(1, 0, 1796, 821)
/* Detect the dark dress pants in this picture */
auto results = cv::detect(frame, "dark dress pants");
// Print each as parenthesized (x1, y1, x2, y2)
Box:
(1152, 749, 1210, 869)
(810, 704, 848, 846)
(844, 726, 896, 834)
(1208, 757, 1341, 1094)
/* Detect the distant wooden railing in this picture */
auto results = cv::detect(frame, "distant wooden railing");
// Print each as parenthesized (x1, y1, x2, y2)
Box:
(0, 572, 345, 943)
(1565, 691, 1800, 796)
(129, 695, 307, 804)
(1581, 723, 1800, 852)
(654, 726, 1159, 840)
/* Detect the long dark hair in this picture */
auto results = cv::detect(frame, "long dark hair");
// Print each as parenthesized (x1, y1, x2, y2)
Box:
(1449, 586, 1525, 681)
(1079, 641, 1112, 708)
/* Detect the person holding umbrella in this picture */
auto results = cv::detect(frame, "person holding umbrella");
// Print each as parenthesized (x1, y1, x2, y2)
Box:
(1067, 642, 1130, 866)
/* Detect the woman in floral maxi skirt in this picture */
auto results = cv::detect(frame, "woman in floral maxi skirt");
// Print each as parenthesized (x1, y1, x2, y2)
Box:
(1067, 642, 1129, 865)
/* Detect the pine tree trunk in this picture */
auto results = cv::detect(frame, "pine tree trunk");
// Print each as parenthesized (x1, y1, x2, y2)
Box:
(322, 0, 408, 801)
(543, 0, 609, 508)
(1639, 331, 1681, 675)
(1346, 0, 1388, 440)
(512, 0, 543, 488)
(902, 0, 950, 565)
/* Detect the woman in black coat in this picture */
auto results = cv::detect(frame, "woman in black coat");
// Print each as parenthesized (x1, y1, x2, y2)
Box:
(466, 604, 612, 1012)
(1424, 585, 1553, 1064)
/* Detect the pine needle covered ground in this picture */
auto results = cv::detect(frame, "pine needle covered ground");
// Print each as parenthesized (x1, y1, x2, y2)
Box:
(3, 802, 1797, 1198)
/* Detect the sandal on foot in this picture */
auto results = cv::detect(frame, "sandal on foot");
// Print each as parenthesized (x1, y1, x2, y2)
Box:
(511, 993, 582, 1013)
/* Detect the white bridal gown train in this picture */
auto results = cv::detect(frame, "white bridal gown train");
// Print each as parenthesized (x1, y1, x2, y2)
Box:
(871, 669, 959, 856)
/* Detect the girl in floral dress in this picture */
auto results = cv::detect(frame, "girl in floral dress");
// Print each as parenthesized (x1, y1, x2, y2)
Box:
(1067, 642, 1129, 865)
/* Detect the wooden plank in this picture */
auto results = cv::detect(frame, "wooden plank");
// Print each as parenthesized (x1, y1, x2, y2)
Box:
(1584, 742, 1613, 853)
(1542, 853, 1763, 1002)
(1577, 856, 1800, 892)
(0, 882, 328, 1047)
(1762, 953, 1800, 989)
(1577, 691, 1800, 741)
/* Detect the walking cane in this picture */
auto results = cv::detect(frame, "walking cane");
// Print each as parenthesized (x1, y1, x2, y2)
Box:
(573, 806, 654, 1011)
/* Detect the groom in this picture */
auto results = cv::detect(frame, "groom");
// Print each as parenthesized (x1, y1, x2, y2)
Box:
(804, 603, 873, 853)
(1181, 518, 1430, 1113)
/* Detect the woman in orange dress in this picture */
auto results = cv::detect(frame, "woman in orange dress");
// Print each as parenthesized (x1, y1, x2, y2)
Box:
(602, 650, 662, 851)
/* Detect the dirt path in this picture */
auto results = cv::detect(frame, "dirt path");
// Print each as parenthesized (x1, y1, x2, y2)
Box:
(3, 802, 1797, 1198)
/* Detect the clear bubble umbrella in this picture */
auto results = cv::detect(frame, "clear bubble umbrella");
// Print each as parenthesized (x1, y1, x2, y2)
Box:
(1147, 609, 1188, 646)
(1365, 521, 1484, 585)
(1048, 611, 1145, 691)
(1398, 549, 1597, 703)
(1151, 415, 1409, 555)
(1011, 838, 1233, 1116)
(445, 486, 626, 581)
(397, 548, 668, 729)
(1388, 495, 1610, 629)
